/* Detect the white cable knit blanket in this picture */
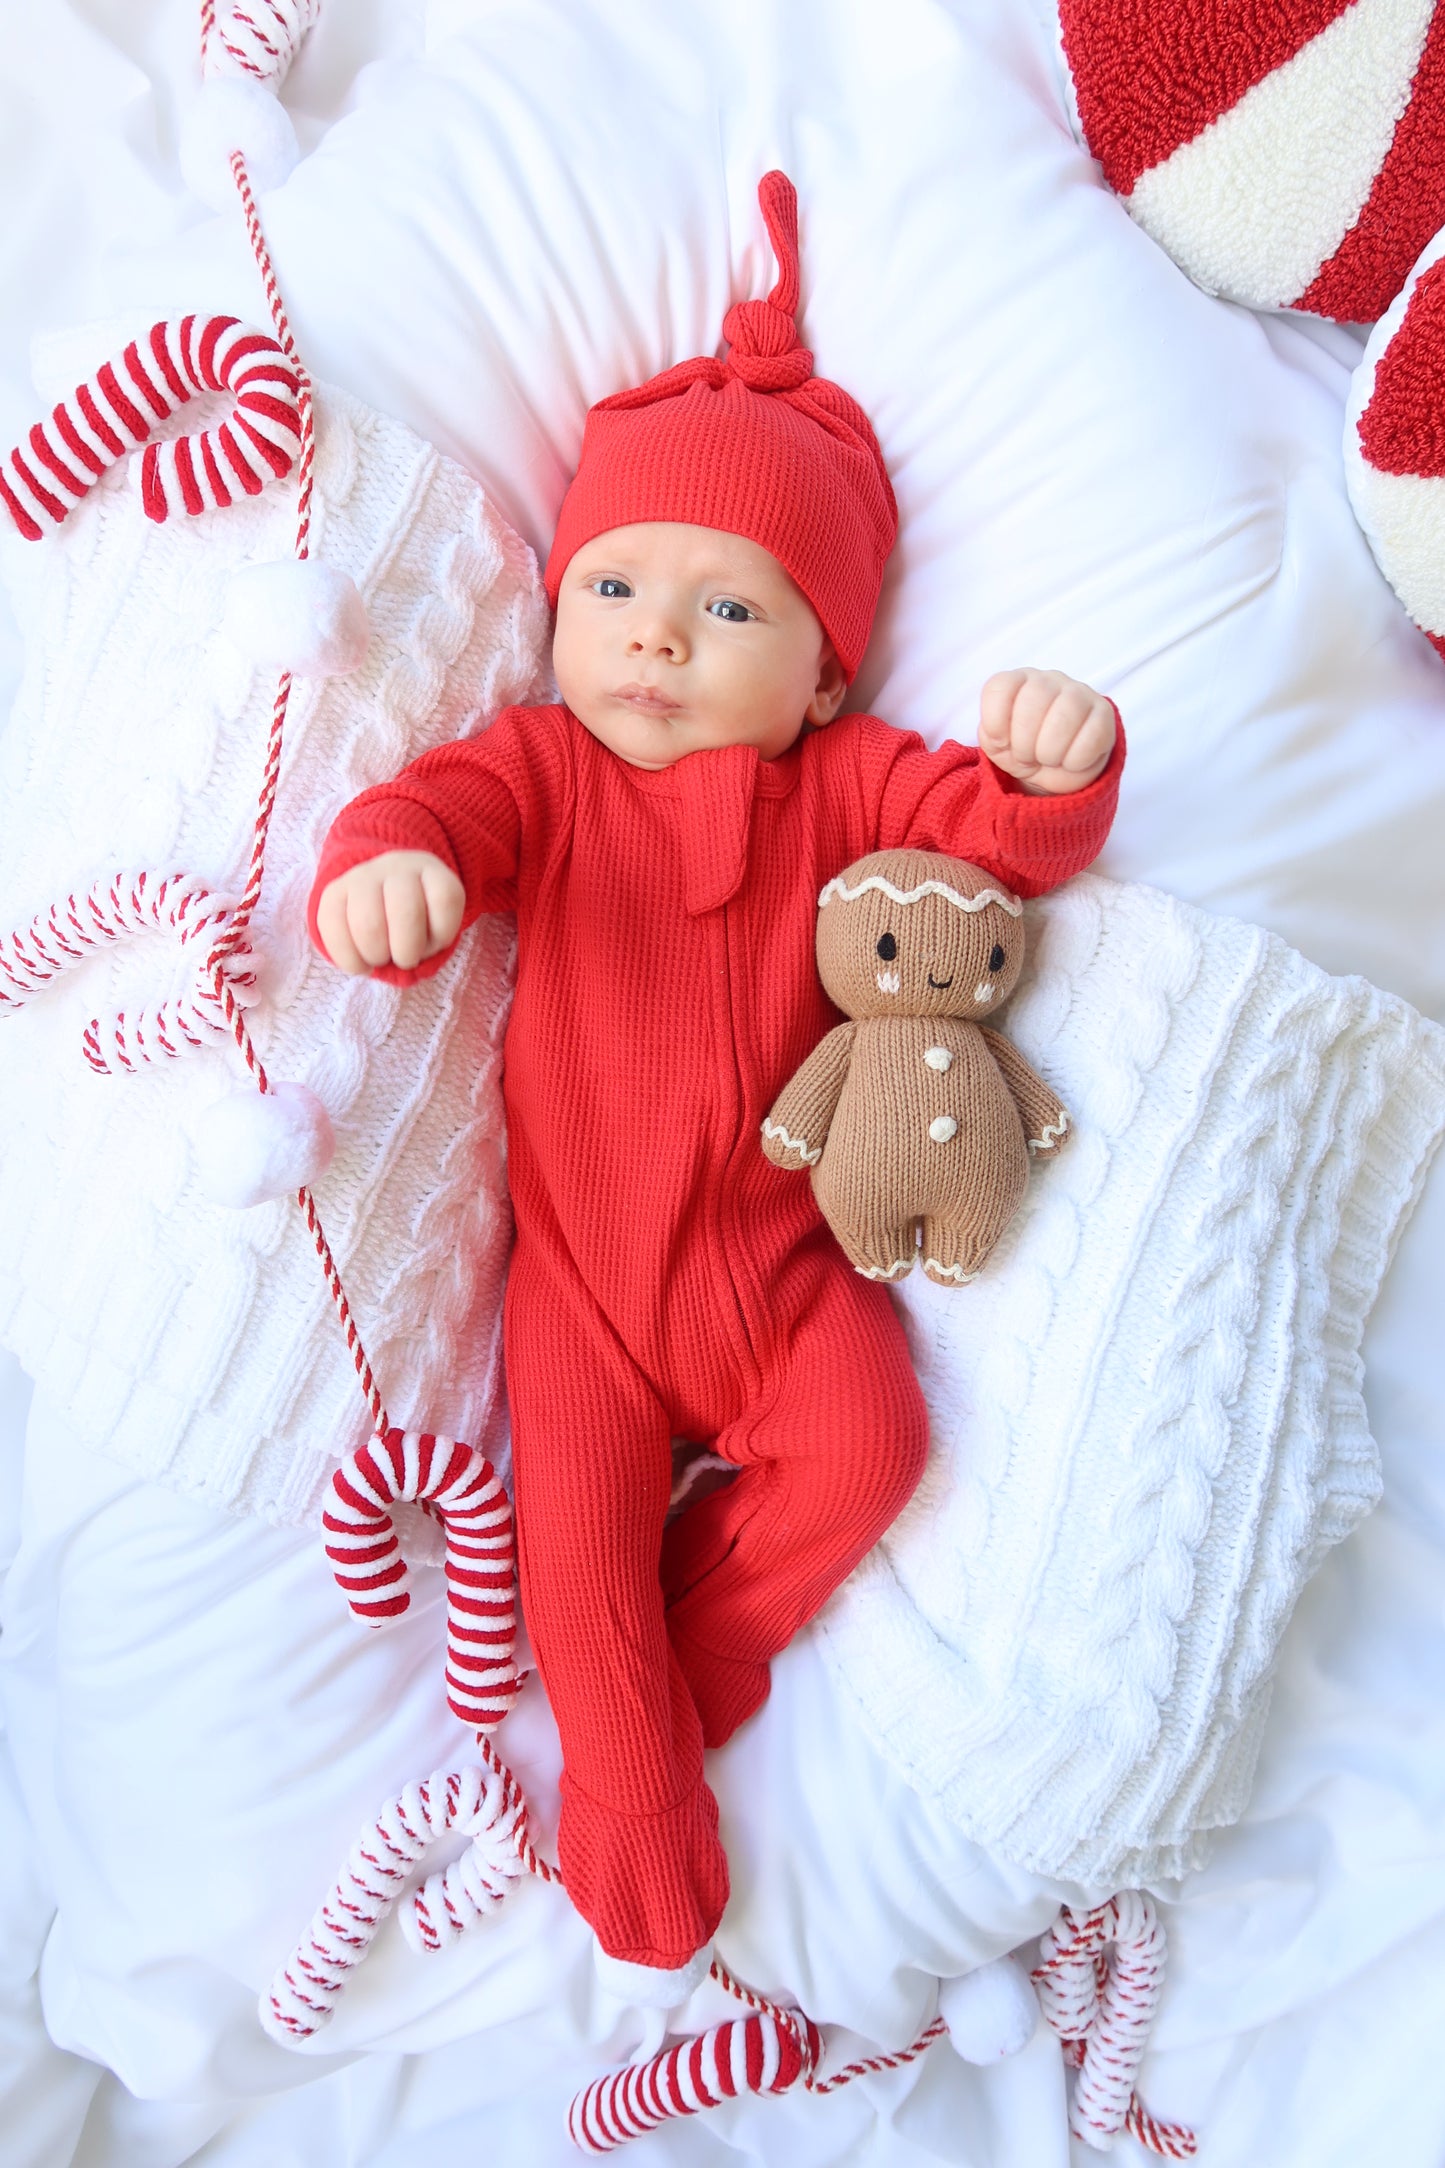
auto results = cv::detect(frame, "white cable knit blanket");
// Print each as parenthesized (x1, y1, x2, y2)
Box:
(0, 376, 548, 1524)
(819, 872, 1445, 1886)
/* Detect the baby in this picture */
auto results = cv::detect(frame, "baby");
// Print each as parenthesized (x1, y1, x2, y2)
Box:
(310, 173, 1122, 2005)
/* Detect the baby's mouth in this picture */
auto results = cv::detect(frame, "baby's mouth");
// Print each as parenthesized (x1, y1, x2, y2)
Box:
(615, 683, 682, 714)
(926, 973, 954, 990)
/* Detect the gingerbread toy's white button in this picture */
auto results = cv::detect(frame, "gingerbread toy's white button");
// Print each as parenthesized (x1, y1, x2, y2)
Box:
(929, 1114, 958, 1143)
(923, 1046, 952, 1071)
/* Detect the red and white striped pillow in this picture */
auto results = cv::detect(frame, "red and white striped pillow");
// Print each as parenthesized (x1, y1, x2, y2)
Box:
(1059, 0, 1445, 322)
(1348, 227, 1445, 651)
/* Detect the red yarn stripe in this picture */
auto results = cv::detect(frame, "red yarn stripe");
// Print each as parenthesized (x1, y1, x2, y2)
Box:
(76, 382, 125, 457)
(123, 339, 171, 420)
(52, 404, 106, 476)
(1296, 3, 1445, 321)
(172, 435, 204, 516)
(234, 413, 294, 475)
(177, 314, 203, 391)
(197, 313, 241, 388)
(27, 424, 87, 497)
(222, 331, 289, 378)
(1058, 0, 1355, 197)
(140, 443, 168, 522)
(1358, 255, 1445, 474)
(95, 360, 148, 440)
(149, 321, 188, 402)
(238, 390, 303, 431)
(218, 422, 270, 493)
(0, 467, 42, 540)
(8, 446, 64, 521)
(199, 430, 234, 509)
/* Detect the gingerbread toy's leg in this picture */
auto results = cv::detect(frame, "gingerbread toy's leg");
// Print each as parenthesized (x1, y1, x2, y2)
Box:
(506, 1233, 729, 1972)
(830, 1212, 919, 1283)
(662, 1251, 928, 1747)
(919, 1213, 995, 1286)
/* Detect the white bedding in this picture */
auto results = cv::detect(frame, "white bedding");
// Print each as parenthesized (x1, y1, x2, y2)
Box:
(3, 3, 1445, 2164)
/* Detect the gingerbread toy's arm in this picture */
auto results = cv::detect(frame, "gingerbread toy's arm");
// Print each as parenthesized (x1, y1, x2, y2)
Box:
(980, 1028, 1070, 1158)
(761, 1022, 857, 1170)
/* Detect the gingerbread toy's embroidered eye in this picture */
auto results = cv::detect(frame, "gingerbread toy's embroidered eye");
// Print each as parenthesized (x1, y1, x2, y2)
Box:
(876, 932, 897, 960)
(988, 944, 1005, 972)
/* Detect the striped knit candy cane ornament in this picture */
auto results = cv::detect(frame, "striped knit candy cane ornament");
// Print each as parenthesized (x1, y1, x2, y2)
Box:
(1032, 1895, 1197, 2158)
(324, 1429, 522, 1731)
(0, 317, 299, 543)
(261, 1762, 530, 2042)
(566, 2010, 814, 2154)
(203, 0, 322, 84)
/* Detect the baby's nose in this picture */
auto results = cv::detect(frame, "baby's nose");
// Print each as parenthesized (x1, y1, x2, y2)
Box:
(630, 616, 687, 661)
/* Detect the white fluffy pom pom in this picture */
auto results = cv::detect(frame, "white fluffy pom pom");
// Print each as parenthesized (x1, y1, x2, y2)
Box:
(180, 78, 300, 211)
(939, 1957, 1039, 2064)
(223, 560, 370, 678)
(193, 1081, 335, 1208)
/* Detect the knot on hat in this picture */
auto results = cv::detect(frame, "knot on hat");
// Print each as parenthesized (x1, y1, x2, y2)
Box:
(723, 298, 815, 391)
(720, 173, 813, 390)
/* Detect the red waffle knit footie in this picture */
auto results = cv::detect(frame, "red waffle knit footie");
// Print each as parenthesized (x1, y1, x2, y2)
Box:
(665, 1622, 771, 1751)
(558, 1773, 730, 1973)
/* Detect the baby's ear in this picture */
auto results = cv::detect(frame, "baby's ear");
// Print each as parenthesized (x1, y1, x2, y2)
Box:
(806, 642, 848, 726)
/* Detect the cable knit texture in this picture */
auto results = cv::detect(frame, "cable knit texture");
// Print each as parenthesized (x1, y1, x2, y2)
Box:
(817, 871, 1445, 1887)
(0, 376, 549, 1524)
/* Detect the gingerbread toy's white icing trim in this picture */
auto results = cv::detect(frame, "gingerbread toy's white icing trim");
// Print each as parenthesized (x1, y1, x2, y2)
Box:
(817, 873, 1023, 915)
(760, 1118, 821, 1165)
(1028, 1112, 1071, 1154)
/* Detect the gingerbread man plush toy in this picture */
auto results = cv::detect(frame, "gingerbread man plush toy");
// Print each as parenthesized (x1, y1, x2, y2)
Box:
(762, 849, 1068, 1285)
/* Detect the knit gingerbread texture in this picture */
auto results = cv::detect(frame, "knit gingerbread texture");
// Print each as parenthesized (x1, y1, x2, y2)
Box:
(762, 850, 1068, 1284)
(543, 171, 897, 681)
(0, 357, 549, 1523)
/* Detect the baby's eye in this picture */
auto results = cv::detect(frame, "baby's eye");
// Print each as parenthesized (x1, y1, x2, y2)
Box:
(876, 932, 897, 960)
(709, 598, 753, 622)
(592, 577, 632, 599)
(988, 944, 1005, 972)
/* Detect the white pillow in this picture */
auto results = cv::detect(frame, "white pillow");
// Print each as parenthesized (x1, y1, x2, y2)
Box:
(819, 872, 1445, 1887)
(0, 382, 546, 1522)
(100, 0, 1445, 1019)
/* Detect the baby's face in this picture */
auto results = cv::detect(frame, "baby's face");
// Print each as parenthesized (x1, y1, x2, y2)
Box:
(552, 522, 846, 768)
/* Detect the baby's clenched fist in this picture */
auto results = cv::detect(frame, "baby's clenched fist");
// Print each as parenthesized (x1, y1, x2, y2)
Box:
(316, 850, 465, 975)
(978, 668, 1116, 796)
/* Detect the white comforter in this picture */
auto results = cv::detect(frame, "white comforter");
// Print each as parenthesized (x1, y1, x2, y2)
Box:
(4, 3, 1445, 2164)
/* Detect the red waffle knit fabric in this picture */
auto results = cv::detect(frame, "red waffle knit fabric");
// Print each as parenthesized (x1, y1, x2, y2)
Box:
(309, 702, 1123, 1971)
(543, 172, 897, 681)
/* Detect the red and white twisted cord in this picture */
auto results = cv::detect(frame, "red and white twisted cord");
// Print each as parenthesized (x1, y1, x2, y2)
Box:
(1032, 1895, 1196, 2157)
(323, 1429, 522, 1731)
(0, 315, 300, 543)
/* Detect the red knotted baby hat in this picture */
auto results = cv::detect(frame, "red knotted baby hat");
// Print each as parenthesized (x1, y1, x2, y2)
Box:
(543, 172, 897, 682)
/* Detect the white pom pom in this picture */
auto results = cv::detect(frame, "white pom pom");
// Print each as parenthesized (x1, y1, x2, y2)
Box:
(193, 1081, 334, 1208)
(180, 78, 300, 211)
(939, 1957, 1039, 2064)
(223, 561, 370, 678)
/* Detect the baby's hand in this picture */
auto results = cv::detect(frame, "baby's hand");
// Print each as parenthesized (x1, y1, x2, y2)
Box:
(978, 668, 1116, 796)
(315, 850, 465, 975)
